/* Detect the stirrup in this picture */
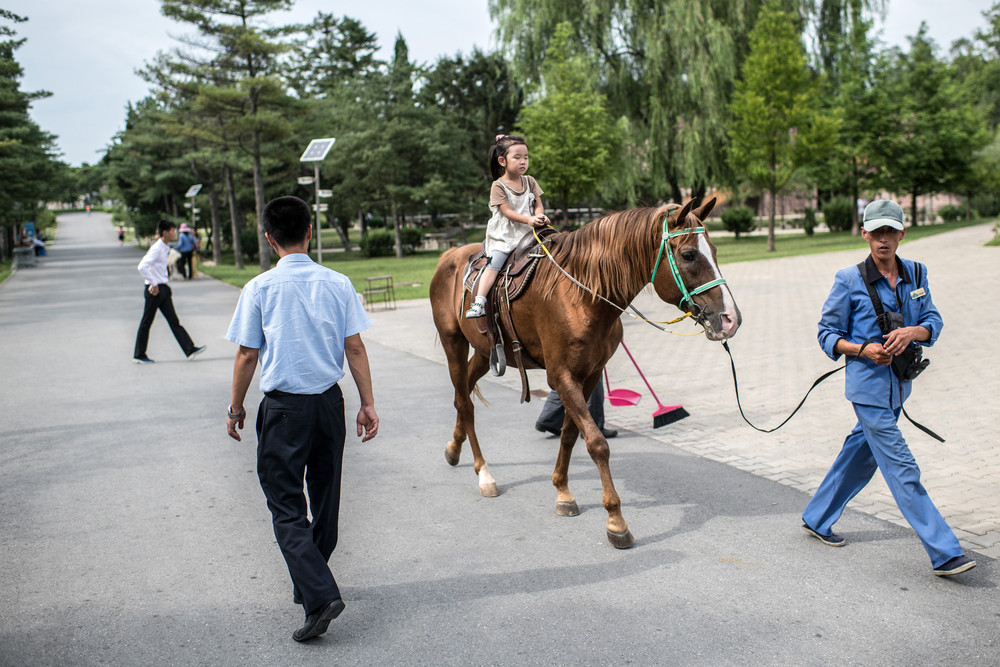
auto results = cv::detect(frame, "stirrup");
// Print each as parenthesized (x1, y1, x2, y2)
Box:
(490, 343, 506, 376)
(465, 301, 486, 318)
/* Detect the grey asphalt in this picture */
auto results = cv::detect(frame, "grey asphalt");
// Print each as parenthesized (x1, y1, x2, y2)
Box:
(1, 212, 997, 667)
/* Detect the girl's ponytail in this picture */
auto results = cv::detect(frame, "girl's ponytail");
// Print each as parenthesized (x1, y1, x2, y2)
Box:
(489, 134, 527, 180)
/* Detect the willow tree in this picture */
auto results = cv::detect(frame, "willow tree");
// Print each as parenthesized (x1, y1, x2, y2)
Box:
(518, 22, 619, 222)
(491, 0, 757, 204)
(727, 0, 840, 252)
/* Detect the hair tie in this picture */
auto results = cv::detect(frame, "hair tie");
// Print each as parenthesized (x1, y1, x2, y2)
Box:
(495, 134, 507, 143)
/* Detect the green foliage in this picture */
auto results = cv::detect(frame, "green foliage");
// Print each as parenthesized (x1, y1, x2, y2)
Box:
(240, 229, 259, 261)
(727, 0, 840, 250)
(0, 10, 66, 255)
(491, 0, 756, 203)
(936, 204, 964, 222)
(720, 206, 756, 238)
(518, 22, 620, 222)
(822, 196, 853, 232)
(359, 228, 423, 257)
(359, 230, 395, 257)
(803, 207, 817, 236)
(865, 26, 989, 224)
(972, 192, 1000, 217)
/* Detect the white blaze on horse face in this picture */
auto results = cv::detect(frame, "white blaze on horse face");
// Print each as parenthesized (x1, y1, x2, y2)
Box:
(697, 234, 740, 337)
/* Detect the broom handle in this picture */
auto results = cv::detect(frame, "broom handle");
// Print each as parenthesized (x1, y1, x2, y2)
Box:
(604, 367, 611, 394)
(619, 341, 663, 404)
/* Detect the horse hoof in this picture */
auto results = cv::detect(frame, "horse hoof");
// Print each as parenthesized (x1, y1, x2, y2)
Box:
(606, 528, 635, 549)
(479, 481, 500, 497)
(555, 500, 580, 516)
(445, 441, 461, 467)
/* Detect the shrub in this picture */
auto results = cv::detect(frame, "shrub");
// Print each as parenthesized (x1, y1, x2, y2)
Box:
(936, 204, 963, 222)
(400, 227, 422, 251)
(971, 193, 1000, 218)
(802, 207, 816, 236)
(720, 206, 756, 238)
(359, 229, 395, 257)
(822, 196, 853, 232)
(240, 229, 259, 260)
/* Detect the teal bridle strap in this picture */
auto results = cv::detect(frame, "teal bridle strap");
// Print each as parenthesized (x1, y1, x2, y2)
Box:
(650, 223, 727, 310)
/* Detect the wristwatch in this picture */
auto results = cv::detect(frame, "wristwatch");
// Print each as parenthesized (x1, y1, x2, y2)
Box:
(228, 405, 246, 419)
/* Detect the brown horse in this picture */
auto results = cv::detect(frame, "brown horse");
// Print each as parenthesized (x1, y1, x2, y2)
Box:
(429, 198, 741, 548)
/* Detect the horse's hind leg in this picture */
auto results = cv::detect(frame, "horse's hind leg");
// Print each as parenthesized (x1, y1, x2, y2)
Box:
(552, 418, 581, 517)
(440, 334, 498, 497)
(461, 352, 498, 497)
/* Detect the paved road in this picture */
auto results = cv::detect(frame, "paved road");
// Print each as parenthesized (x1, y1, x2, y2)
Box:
(1, 212, 997, 666)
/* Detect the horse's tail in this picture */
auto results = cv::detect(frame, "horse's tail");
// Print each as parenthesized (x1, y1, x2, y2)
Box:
(471, 382, 489, 407)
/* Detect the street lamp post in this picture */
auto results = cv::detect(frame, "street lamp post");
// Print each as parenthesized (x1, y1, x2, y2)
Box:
(184, 184, 202, 233)
(299, 138, 336, 263)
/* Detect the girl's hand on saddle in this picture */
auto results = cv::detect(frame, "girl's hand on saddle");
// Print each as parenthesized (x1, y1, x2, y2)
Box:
(531, 214, 548, 227)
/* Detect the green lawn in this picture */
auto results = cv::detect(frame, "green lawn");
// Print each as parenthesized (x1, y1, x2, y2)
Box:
(198, 217, 997, 295)
(0, 258, 11, 285)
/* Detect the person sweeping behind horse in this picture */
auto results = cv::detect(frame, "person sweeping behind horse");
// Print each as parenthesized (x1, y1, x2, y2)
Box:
(465, 134, 548, 319)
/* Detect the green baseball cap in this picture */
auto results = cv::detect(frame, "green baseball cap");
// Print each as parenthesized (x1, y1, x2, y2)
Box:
(862, 199, 904, 232)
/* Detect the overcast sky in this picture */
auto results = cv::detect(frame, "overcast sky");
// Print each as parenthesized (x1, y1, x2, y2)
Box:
(5, 0, 996, 167)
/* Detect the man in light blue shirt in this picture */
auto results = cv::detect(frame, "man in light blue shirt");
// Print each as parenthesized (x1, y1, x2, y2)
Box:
(802, 199, 974, 577)
(225, 196, 379, 641)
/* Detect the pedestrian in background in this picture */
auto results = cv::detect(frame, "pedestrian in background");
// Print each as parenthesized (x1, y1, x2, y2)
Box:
(802, 199, 975, 577)
(174, 223, 197, 280)
(132, 219, 205, 364)
(225, 195, 379, 642)
(536, 383, 617, 439)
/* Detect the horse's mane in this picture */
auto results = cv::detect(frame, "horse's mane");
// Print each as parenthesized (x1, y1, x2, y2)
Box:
(534, 204, 676, 304)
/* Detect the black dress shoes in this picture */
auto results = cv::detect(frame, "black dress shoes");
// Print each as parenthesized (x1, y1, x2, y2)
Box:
(292, 598, 346, 642)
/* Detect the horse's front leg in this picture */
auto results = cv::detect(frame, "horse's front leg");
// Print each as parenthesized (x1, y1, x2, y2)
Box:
(558, 381, 634, 549)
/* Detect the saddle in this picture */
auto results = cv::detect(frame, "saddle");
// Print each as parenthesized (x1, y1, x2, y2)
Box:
(463, 227, 556, 403)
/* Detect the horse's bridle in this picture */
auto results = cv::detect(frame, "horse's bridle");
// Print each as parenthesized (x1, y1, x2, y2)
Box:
(649, 220, 727, 319)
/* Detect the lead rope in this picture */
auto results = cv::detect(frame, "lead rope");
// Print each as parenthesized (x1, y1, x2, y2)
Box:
(724, 339, 944, 441)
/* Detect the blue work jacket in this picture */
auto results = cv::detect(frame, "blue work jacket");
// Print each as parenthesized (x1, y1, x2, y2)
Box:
(817, 254, 942, 409)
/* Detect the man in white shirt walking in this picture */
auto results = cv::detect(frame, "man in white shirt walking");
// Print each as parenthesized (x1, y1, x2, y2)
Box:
(133, 219, 205, 364)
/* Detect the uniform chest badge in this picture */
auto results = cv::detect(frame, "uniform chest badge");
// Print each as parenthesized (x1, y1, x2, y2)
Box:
(910, 287, 926, 299)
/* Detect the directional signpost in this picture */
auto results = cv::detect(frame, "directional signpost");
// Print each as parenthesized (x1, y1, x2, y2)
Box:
(299, 138, 336, 263)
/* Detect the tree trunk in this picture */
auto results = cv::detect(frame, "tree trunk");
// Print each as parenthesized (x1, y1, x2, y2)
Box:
(357, 209, 367, 239)
(252, 134, 270, 272)
(224, 165, 244, 271)
(208, 184, 223, 266)
(392, 202, 403, 258)
(332, 213, 351, 250)
(768, 154, 776, 252)
(850, 157, 860, 236)
(910, 190, 919, 227)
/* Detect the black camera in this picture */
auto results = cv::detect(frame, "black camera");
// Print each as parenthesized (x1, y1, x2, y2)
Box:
(877, 311, 929, 381)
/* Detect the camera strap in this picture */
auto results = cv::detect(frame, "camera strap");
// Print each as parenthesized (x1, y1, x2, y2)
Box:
(856, 263, 944, 443)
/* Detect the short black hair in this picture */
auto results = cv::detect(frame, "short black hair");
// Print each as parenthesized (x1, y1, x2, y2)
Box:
(157, 219, 176, 236)
(261, 196, 311, 248)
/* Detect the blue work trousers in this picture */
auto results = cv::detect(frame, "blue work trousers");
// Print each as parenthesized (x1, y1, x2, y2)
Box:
(802, 403, 962, 568)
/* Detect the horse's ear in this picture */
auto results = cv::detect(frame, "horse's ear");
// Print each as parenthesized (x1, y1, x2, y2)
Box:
(692, 196, 717, 222)
(668, 199, 695, 231)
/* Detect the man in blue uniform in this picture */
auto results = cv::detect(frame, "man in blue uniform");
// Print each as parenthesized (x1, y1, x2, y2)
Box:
(802, 199, 975, 577)
(225, 196, 379, 640)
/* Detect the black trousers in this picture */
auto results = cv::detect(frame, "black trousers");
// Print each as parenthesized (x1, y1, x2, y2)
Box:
(133, 284, 195, 359)
(178, 251, 194, 279)
(537, 383, 606, 431)
(256, 384, 346, 615)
